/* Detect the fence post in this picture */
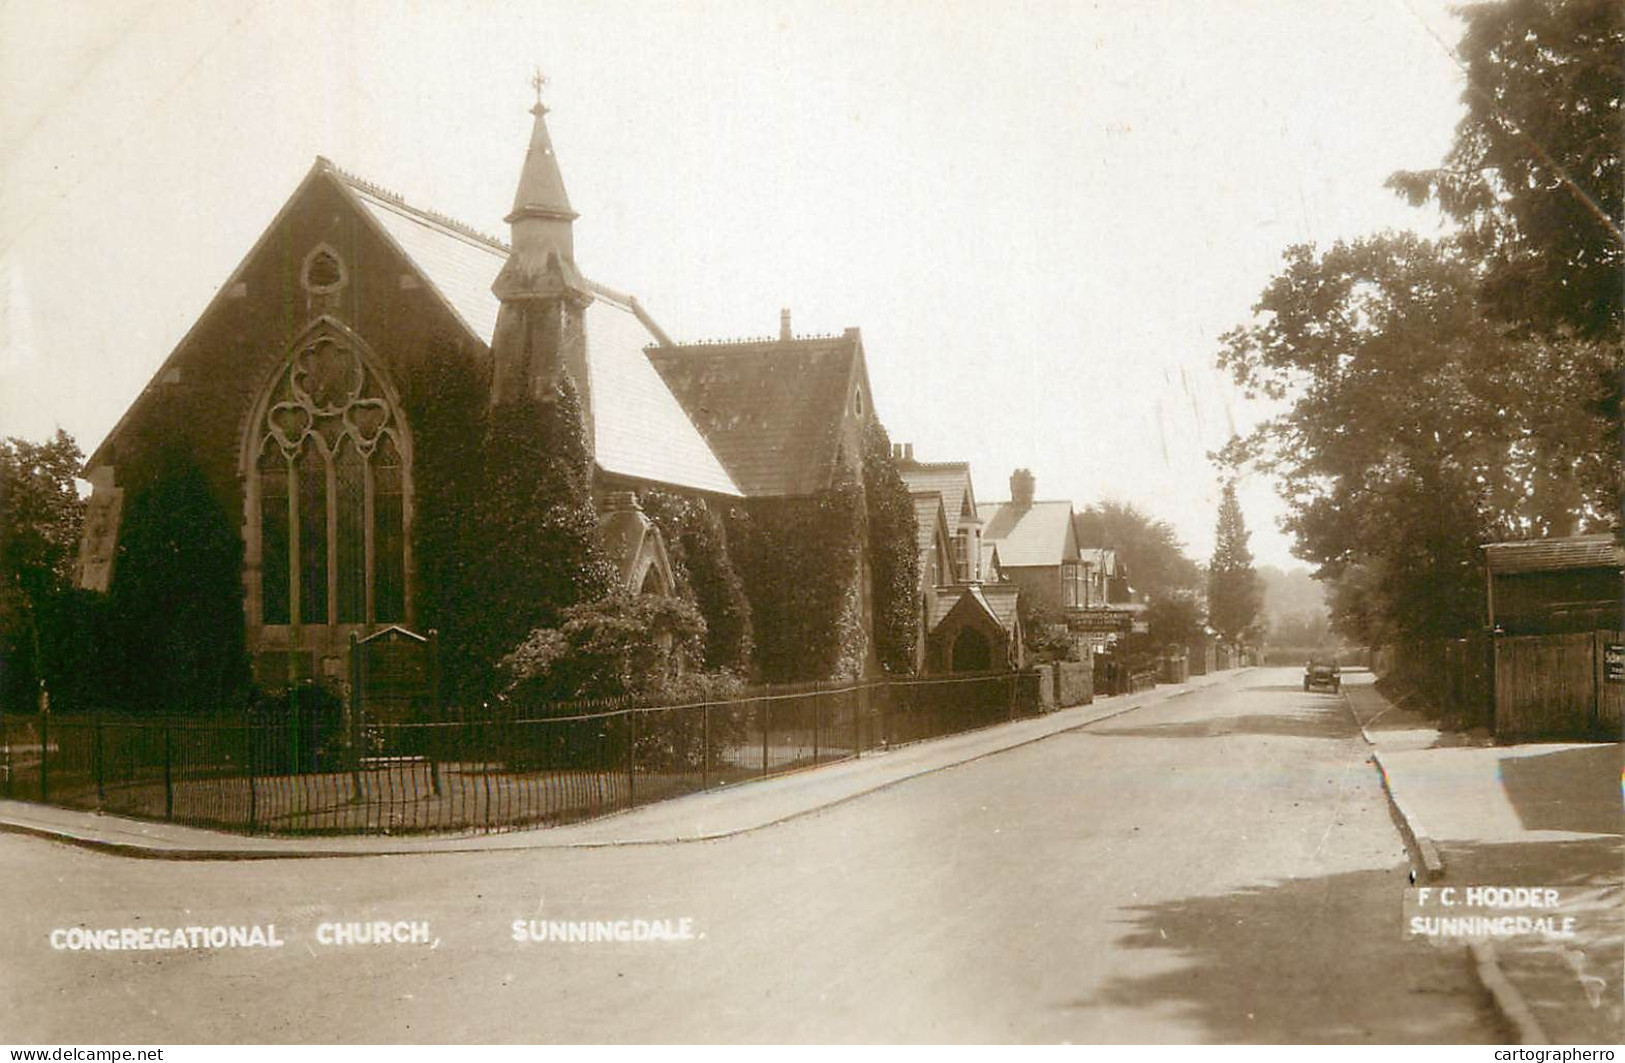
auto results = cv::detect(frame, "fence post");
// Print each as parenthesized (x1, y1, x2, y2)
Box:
(39, 711, 48, 802)
(701, 704, 710, 790)
(428, 629, 443, 796)
(812, 694, 820, 764)
(882, 682, 892, 750)
(163, 722, 173, 821)
(93, 718, 105, 809)
(760, 701, 769, 777)
(247, 723, 258, 833)
(627, 711, 637, 808)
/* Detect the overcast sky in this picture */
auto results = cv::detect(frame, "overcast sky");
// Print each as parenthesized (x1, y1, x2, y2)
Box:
(0, 0, 1469, 572)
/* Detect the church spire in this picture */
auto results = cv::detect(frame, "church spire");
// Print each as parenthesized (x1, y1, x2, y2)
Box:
(489, 74, 594, 422)
(496, 71, 581, 294)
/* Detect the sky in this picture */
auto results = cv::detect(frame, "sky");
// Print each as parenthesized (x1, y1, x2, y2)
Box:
(0, 0, 1470, 572)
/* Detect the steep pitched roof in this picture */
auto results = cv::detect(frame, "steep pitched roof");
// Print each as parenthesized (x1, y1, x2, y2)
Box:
(929, 583, 1017, 636)
(647, 332, 864, 497)
(979, 583, 1020, 630)
(898, 461, 977, 536)
(328, 165, 737, 497)
(911, 491, 947, 557)
(980, 542, 1003, 580)
(976, 499, 1079, 568)
(1484, 534, 1625, 574)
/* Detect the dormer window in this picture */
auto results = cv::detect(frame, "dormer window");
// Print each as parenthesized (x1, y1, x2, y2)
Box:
(301, 244, 347, 295)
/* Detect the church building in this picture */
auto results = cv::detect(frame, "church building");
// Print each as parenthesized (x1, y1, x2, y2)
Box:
(76, 92, 891, 690)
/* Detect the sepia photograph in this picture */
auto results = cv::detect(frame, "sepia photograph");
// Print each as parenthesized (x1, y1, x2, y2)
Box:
(0, 0, 1620, 1049)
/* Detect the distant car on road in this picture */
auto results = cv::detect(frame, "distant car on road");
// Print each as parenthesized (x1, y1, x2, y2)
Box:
(1303, 655, 1341, 693)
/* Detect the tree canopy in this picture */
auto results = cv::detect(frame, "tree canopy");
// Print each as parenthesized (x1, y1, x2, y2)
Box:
(1216, 233, 1616, 641)
(1074, 500, 1201, 601)
(1388, 0, 1623, 342)
(0, 432, 86, 713)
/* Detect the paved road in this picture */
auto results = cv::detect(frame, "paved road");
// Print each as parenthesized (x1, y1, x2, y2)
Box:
(0, 668, 1503, 1043)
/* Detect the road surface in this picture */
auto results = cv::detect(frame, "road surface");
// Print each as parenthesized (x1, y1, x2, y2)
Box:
(0, 668, 1503, 1043)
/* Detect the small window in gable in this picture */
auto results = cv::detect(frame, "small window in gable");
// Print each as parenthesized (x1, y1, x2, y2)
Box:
(853, 387, 865, 416)
(301, 244, 347, 295)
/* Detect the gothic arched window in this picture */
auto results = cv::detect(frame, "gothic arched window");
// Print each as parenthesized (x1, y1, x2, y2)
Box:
(250, 325, 410, 630)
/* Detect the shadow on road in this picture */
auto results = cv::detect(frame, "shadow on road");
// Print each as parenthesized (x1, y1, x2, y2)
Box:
(1436, 838, 1625, 1045)
(1062, 861, 1504, 1043)
(1496, 745, 1625, 836)
(1083, 711, 1355, 742)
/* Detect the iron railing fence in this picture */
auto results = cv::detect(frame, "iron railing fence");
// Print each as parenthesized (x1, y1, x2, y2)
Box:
(0, 671, 1027, 836)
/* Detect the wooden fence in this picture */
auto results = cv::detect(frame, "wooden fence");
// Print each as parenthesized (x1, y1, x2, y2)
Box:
(1494, 629, 1623, 742)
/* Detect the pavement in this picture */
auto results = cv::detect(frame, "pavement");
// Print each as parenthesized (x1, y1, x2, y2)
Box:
(1344, 672, 1624, 1046)
(0, 667, 1246, 859)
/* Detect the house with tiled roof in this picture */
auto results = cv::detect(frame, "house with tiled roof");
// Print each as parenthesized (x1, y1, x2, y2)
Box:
(647, 310, 875, 499)
(890, 446, 1022, 672)
(977, 470, 1087, 612)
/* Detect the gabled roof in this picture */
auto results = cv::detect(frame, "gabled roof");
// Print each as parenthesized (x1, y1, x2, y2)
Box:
(898, 461, 977, 537)
(330, 165, 738, 497)
(1484, 534, 1625, 575)
(930, 582, 1019, 636)
(976, 499, 1079, 568)
(647, 332, 865, 497)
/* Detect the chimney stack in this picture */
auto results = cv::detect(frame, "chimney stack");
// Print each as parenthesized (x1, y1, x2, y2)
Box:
(780, 308, 792, 342)
(904, 443, 914, 462)
(1010, 468, 1035, 509)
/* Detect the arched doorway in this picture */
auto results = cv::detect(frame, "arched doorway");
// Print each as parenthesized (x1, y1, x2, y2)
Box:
(951, 627, 992, 672)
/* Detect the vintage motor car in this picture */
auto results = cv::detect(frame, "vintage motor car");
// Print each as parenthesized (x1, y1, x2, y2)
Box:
(1303, 655, 1341, 693)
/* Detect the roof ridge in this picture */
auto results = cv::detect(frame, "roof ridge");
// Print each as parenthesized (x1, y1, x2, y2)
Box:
(663, 332, 853, 348)
(320, 156, 510, 253)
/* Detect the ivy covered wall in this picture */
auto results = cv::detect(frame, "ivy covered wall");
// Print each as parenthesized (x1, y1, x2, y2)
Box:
(638, 489, 753, 673)
(861, 421, 920, 675)
(725, 471, 867, 684)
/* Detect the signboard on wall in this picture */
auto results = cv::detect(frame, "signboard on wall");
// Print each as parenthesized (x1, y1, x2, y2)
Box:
(1605, 642, 1624, 684)
(1067, 609, 1133, 635)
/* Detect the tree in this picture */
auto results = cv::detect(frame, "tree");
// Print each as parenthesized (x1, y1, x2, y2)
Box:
(458, 375, 617, 706)
(104, 446, 250, 715)
(1216, 233, 1617, 642)
(1145, 589, 1205, 651)
(1388, 0, 1623, 343)
(0, 432, 85, 714)
(1207, 482, 1262, 646)
(1074, 501, 1201, 601)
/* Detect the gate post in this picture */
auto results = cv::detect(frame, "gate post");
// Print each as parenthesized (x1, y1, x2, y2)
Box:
(348, 633, 364, 804)
(93, 718, 105, 809)
(163, 722, 173, 821)
(39, 711, 48, 802)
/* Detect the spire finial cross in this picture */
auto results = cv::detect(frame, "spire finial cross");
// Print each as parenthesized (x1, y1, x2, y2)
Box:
(530, 68, 548, 111)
